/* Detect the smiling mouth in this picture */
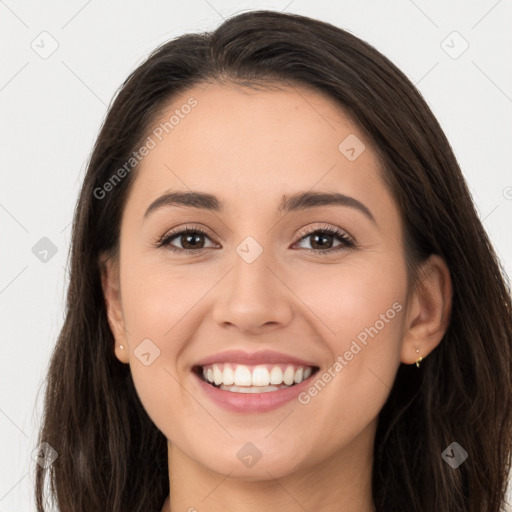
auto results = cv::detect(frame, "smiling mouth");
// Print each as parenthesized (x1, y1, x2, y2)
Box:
(192, 363, 320, 393)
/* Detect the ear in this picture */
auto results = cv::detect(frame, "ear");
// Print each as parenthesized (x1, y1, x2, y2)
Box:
(401, 254, 452, 365)
(99, 253, 129, 364)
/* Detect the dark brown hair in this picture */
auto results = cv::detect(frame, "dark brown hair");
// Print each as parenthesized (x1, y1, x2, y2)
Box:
(35, 10, 512, 512)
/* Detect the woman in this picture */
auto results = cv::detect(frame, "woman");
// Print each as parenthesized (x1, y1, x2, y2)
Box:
(34, 10, 512, 512)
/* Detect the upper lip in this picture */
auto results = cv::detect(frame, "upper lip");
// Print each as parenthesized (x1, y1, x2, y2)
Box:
(193, 349, 319, 368)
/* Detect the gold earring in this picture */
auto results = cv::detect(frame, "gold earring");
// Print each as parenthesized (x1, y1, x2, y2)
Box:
(415, 347, 423, 368)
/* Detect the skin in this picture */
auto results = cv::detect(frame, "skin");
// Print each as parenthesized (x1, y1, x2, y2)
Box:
(101, 82, 452, 512)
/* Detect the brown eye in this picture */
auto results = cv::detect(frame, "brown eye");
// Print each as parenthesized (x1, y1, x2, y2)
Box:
(158, 226, 217, 254)
(293, 225, 355, 255)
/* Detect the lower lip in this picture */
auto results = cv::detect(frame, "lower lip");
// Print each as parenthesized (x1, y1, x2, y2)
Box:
(193, 371, 317, 413)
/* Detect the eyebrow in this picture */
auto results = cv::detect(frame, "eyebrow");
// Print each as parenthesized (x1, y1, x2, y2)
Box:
(143, 190, 376, 224)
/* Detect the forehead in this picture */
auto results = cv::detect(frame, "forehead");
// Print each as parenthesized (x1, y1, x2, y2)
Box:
(125, 82, 394, 221)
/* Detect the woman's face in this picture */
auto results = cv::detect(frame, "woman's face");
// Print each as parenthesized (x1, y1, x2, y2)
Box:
(106, 82, 412, 479)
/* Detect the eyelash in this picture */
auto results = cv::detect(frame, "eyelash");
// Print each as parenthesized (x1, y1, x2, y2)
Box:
(155, 223, 356, 256)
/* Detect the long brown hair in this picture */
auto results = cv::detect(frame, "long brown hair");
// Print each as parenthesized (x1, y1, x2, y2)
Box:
(34, 10, 512, 511)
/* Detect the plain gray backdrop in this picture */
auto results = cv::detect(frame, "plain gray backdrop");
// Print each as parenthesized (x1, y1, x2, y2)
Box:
(1, 1, 511, 510)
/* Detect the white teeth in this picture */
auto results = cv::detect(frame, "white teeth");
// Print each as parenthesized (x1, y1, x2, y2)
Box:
(219, 384, 282, 393)
(269, 366, 283, 385)
(251, 366, 270, 386)
(233, 365, 252, 386)
(213, 365, 223, 385)
(201, 363, 315, 388)
(283, 366, 295, 385)
(222, 364, 235, 385)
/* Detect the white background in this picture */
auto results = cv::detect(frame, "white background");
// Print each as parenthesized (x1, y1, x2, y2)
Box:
(1, 0, 511, 510)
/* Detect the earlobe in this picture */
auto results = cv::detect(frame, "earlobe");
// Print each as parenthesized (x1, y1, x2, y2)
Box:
(99, 254, 129, 364)
(400, 254, 452, 366)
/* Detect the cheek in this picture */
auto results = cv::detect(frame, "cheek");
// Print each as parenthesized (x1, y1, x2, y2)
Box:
(288, 255, 407, 426)
(116, 256, 202, 426)
(292, 253, 407, 343)
(120, 253, 215, 338)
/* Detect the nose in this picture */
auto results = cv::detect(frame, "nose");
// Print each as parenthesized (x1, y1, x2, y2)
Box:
(211, 250, 294, 335)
